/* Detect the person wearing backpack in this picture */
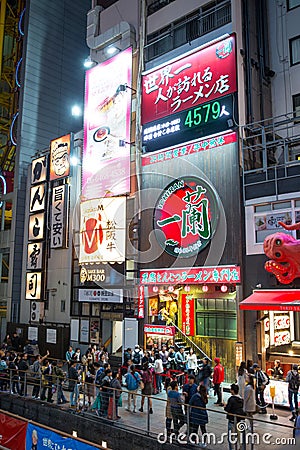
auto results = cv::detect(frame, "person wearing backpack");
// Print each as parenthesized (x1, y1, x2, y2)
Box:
(125, 364, 141, 413)
(253, 363, 269, 414)
(132, 345, 143, 368)
(286, 364, 300, 421)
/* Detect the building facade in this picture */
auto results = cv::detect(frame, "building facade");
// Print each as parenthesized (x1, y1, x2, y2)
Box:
(2, 0, 300, 374)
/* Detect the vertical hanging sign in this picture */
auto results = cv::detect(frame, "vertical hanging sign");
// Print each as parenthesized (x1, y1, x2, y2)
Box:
(138, 285, 145, 319)
(50, 184, 69, 248)
(181, 294, 195, 336)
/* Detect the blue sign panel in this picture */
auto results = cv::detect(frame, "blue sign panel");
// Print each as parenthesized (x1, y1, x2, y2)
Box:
(26, 423, 99, 450)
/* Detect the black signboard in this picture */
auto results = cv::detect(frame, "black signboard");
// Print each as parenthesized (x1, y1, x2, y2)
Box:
(142, 94, 235, 153)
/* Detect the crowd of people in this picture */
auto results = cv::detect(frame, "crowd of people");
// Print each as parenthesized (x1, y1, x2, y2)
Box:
(1, 336, 300, 447)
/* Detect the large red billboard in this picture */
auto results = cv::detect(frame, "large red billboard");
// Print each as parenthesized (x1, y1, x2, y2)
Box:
(142, 35, 236, 125)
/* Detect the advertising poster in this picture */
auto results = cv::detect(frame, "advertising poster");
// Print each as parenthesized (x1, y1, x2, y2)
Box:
(0, 413, 27, 450)
(142, 35, 236, 125)
(79, 197, 126, 263)
(83, 47, 132, 198)
(49, 134, 71, 181)
(26, 423, 99, 450)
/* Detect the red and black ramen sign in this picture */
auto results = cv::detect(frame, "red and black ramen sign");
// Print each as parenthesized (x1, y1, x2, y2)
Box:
(154, 176, 219, 258)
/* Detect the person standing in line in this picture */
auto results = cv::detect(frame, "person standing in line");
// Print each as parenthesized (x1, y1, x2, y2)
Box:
(110, 370, 122, 419)
(167, 380, 185, 436)
(40, 359, 53, 403)
(213, 357, 225, 406)
(198, 357, 212, 391)
(182, 374, 198, 414)
(18, 353, 29, 396)
(159, 344, 169, 373)
(175, 347, 187, 387)
(132, 345, 143, 369)
(65, 346, 74, 372)
(286, 364, 300, 421)
(237, 361, 248, 399)
(189, 384, 209, 448)
(69, 359, 81, 408)
(125, 364, 140, 413)
(31, 351, 49, 399)
(154, 353, 164, 393)
(224, 384, 246, 450)
(139, 362, 153, 413)
(252, 363, 269, 414)
(164, 377, 173, 437)
(54, 360, 67, 405)
(186, 348, 198, 375)
(243, 375, 256, 419)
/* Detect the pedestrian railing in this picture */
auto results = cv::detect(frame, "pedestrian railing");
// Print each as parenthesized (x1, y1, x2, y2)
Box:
(1, 369, 299, 449)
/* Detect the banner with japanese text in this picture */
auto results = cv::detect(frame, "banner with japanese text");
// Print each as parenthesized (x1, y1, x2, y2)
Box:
(181, 294, 195, 336)
(50, 184, 69, 248)
(142, 35, 236, 125)
(26, 423, 99, 450)
(0, 412, 27, 450)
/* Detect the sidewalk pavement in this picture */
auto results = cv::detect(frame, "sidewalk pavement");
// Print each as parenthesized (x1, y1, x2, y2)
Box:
(2, 382, 297, 449)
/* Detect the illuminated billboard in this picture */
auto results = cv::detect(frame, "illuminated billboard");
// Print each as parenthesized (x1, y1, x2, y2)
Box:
(83, 47, 132, 199)
(79, 197, 126, 264)
(142, 35, 236, 124)
(50, 134, 71, 181)
(154, 176, 220, 258)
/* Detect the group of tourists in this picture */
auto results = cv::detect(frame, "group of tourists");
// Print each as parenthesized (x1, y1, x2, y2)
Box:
(1, 336, 300, 447)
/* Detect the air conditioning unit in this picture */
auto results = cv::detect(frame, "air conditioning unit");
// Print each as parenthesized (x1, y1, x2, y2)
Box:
(31, 301, 44, 322)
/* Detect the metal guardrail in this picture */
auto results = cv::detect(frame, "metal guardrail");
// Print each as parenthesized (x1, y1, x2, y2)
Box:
(1, 375, 298, 450)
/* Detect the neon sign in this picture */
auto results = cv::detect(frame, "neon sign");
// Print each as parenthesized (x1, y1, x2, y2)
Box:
(142, 95, 234, 152)
(154, 176, 219, 257)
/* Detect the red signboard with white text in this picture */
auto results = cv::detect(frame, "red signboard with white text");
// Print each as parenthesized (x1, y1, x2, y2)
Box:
(142, 35, 236, 125)
(140, 266, 241, 284)
(181, 294, 195, 336)
(0, 413, 27, 450)
(138, 285, 145, 318)
(144, 324, 176, 336)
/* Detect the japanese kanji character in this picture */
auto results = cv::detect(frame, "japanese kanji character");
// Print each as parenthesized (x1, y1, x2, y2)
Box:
(144, 73, 159, 94)
(155, 87, 169, 104)
(220, 104, 230, 117)
(175, 75, 191, 95)
(205, 74, 230, 98)
(159, 65, 175, 85)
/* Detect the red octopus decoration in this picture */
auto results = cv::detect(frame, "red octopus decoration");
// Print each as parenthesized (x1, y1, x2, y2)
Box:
(264, 221, 300, 284)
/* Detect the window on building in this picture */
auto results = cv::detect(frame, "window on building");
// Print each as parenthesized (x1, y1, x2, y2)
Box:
(290, 36, 300, 66)
(288, 0, 300, 10)
(196, 296, 237, 339)
(293, 93, 300, 119)
(145, 0, 231, 61)
(147, 0, 176, 16)
(0, 252, 9, 283)
(254, 199, 300, 243)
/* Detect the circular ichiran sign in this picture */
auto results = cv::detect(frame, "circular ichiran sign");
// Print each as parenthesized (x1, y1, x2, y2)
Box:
(154, 176, 219, 258)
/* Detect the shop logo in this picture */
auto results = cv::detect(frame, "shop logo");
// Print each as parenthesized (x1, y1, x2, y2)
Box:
(154, 176, 219, 258)
(216, 39, 232, 59)
(82, 214, 103, 254)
